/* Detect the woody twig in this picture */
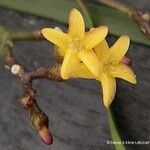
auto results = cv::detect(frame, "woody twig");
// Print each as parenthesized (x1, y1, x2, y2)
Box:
(3, 30, 63, 145)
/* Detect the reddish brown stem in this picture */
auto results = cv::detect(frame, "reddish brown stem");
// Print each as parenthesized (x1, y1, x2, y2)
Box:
(5, 50, 62, 145)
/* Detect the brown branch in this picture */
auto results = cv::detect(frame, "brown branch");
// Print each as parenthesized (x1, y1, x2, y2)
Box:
(96, 0, 150, 39)
(5, 47, 63, 145)
(132, 11, 150, 39)
(29, 66, 63, 81)
(95, 0, 133, 14)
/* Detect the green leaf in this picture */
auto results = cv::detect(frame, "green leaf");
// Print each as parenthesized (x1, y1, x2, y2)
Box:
(0, 26, 6, 36)
(0, 26, 9, 59)
(0, 0, 149, 45)
(107, 108, 126, 150)
(88, 5, 150, 46)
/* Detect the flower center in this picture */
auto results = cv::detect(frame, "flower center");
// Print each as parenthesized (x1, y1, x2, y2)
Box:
(103, 57, 114, 75)
(69, 38, 85, 52)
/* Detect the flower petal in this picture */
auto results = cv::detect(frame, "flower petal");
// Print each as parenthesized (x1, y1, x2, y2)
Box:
(111, 64, 137, 84)
(70, 63, 94, 79)
(100, 75, 116, 108)
(110, 35, 130, 64)
(41, 28, 71, 49)
(94, 39, 109, 61)
(78, 49, 103, 77)
(53, 27, 67, 57)
(68, 8, 85, 40)
(84, 26, 108, 50)
(61, 48, 79, 79)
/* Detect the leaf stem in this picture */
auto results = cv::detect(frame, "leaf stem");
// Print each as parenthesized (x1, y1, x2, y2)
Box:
(95, 0, 133, 15)
(9, 30, 44, 41)
(107, 108, 126, 150)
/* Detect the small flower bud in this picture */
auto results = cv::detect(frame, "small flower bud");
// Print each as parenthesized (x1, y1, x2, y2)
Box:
(38, 126, 53, 145)
(30, 109, 53, 145)
(121, 57, 132, 66)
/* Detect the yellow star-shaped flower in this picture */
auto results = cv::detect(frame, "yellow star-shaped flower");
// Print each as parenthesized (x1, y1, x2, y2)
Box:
(41, 8, 108, 79)
(53, 32, 137, 108)
(94, 35, 137, 108)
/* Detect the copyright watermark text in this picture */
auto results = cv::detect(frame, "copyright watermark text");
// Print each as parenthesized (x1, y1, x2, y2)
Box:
(106, 140, 150, 145)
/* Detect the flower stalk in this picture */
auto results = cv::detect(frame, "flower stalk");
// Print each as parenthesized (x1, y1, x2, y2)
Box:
(107, 108, 126, 150)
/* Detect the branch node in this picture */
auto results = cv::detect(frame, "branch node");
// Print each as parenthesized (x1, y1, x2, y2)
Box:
(20, 95, 32, 108)
(11, 64, 21, 75)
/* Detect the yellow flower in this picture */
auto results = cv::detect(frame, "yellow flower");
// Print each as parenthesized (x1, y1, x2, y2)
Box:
(54, 33, 137, 108)
(41, 8, 136, 108)
(94, 35, 137, 108)
(41, 8, 108, 79)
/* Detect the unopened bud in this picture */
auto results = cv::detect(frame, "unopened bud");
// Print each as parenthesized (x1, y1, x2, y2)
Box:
(38, 126, 53, 145)
(121, 57, 132, 66)
(30, 110, 53, 144)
